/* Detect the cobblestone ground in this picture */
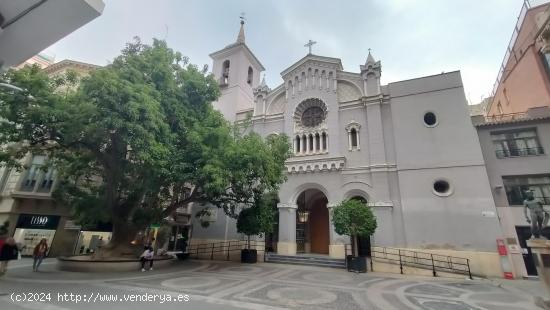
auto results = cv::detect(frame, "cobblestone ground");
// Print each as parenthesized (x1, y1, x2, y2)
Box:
(0, 258, 544, 309)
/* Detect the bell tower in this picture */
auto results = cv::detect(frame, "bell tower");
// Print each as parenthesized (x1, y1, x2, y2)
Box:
(210, 17, 265, 122)
(360, 50, 381, 97)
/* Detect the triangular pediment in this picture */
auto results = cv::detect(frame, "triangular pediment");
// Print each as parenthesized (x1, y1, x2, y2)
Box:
(280, 54, 343, 79)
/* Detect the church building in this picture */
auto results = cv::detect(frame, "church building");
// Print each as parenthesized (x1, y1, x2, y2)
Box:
(192, 21, 503, 270)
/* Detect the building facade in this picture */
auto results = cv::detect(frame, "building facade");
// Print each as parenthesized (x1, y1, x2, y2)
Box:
(486, 1, 550, 116)
(473, 107, 550, 278)
(0, 59, 100, 256)
(192, 22, 504, 276)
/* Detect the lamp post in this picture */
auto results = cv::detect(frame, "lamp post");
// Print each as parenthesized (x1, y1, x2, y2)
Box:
(297, 210, 310, 223)
(0, 82, 34, 99)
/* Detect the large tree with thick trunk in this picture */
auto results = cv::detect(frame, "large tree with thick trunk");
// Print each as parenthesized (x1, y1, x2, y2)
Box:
(0, 39, 291, 257)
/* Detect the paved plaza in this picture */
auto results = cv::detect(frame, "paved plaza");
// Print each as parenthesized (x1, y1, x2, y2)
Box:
(0, 258, 546, 310)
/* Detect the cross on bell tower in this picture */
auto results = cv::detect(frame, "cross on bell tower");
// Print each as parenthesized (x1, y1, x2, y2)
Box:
(304, 39, 317, 55)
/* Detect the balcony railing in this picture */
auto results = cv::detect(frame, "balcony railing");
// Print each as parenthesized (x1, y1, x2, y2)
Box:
(508, 196, 550, 206)
(495, 147, 545, 158)
(485, 112, 528, 122)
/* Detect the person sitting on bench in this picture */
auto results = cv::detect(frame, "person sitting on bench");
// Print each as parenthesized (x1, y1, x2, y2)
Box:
(140, 246, 154, 272)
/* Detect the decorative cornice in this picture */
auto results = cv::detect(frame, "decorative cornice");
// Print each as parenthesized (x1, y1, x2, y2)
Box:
(277, 203, 298, 209)
(285, 156, 346, 174)
(368, 201, 394, 208)
(345, 120, 361, 132)
(281, 54, 343, 78)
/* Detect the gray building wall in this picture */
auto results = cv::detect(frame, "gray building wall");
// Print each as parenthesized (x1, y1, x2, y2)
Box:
(474, 109, 550, 277)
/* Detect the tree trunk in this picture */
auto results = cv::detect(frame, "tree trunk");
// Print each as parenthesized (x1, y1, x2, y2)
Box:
(353, 235, 359, 257)
(98, 218, 141, 259)
(247, 235, 251, 250)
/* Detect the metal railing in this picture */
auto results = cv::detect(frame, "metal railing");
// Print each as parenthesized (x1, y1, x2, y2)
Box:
(187, 240, 265, 261)
(485, 112, 528, 122)
(495, 147, 545, 158)
(509, 196, 550, 205)
(345, 245, 472, 279)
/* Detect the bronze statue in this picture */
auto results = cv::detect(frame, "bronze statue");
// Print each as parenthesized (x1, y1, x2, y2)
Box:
(524, 191, 548, 239)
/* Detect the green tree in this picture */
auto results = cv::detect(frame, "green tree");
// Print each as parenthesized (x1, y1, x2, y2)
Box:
(236, 192, 278, 249)
(0, 38, 290, 257)
(331, 199, 377, 257)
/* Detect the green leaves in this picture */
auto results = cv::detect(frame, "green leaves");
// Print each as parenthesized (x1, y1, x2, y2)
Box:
(0, 38, 291, 252)
(331, 199, 377, 238)
(236, 192, 278, 237)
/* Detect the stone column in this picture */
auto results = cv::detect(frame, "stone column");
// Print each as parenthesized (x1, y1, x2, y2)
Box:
(327, 202, 347, 259)
(277, 203, 297, 255)
(526, 239, 550, 306)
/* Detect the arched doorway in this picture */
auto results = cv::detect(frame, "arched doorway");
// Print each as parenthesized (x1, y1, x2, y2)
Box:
(296, 189, 329, 254)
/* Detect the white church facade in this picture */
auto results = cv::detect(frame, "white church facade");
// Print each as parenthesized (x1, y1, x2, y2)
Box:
(192, 22, 503, 267)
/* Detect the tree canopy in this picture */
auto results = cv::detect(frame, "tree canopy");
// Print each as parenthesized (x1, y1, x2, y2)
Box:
(237, 192, 278, 236)
(331, 199, 377, 256)
(0, 38, 291, 256)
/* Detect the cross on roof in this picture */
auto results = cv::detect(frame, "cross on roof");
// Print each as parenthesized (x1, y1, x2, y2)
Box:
(304, 40, 317, 55)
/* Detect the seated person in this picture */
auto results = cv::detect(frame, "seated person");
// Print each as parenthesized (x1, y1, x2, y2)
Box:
(140, 246, 154, 272)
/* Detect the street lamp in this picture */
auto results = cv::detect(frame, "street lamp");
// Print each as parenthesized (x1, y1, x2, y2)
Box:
(297, 210, 310, 223)
(0, 82, 34, 99)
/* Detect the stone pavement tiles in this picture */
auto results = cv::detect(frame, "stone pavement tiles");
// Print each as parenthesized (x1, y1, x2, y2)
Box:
(0, 259, 544, 310)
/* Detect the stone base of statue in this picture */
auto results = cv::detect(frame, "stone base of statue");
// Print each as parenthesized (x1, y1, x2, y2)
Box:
(527, 239, 550, 309)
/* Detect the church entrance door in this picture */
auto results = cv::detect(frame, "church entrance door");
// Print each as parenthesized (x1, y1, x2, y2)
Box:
(296, 189, 329, 255)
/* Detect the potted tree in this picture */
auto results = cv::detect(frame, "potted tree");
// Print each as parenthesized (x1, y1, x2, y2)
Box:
(236, 193, 276, 263)
(331, 199, 377, 273)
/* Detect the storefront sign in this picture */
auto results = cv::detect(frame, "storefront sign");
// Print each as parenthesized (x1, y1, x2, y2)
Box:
(16, 214, 60, 230)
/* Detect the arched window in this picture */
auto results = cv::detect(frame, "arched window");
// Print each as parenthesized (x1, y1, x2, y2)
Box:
(350, 196, 367, 204)
(346, 122, 361, 151)
(295, 135, 301, 154)
(315, 133, 320, 151)
(222, 60, 230, 85)
(322, 132, 327, 150)
(247, 66, 253, 85)
(350, 128, 358, 147)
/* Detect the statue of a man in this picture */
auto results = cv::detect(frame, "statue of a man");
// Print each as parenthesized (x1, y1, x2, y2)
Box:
(524, 191, 547, 239)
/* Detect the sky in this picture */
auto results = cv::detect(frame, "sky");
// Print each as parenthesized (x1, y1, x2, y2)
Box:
(44, 0, 527, 104)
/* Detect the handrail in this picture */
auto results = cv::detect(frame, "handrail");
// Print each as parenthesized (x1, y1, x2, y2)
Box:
(187, 240, 266, 261)
(344, 244, 472, 279)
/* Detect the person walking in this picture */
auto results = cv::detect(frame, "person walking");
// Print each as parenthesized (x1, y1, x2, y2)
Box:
(0, 238, 19, 276)
(140, 246, 154, 272)
(32, 239, 48, 272)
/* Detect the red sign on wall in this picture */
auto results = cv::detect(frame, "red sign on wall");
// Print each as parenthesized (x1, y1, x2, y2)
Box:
(497, 239, 507, 256)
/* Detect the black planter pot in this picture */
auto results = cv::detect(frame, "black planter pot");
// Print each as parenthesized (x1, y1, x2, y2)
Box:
(346, 255, 367, 273)
(176, 253, 189, 260)
(241, 249, 257, 264)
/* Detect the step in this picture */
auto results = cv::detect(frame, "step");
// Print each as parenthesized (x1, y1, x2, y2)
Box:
(266, 258, 345, 268)
(265, 254, 345, 268)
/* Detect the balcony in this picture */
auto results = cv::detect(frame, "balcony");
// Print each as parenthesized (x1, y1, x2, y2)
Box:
(11, 172, 56, 200)
(495, 147, 545, 159)
(485, 112, 528, 122)
(219, 76, 229, 87)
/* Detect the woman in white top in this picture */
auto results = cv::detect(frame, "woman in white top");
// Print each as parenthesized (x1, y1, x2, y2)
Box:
(140, 246, 154, 272)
